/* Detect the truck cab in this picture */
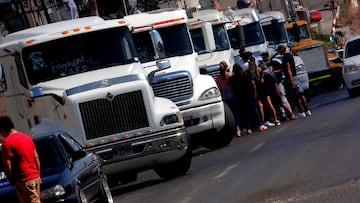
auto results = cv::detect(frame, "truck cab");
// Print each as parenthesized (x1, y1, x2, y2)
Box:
(0, 16, 191, 185)
(224, 8, 268, 61)
(124, 8, 235, 149)
(187, 9, 233, 79)
(286, 20, 331, 90)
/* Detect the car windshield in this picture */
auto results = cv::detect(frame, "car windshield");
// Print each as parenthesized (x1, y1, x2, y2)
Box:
(345, 39, 360, 58)
(132, 24, 193, 63)
(22, 27, 137, 85)
(34, 137, 67, 176)
(262, 23, 288, 45)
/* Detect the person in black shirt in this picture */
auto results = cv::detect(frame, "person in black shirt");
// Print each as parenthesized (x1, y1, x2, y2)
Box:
(277, 45, 311, 117)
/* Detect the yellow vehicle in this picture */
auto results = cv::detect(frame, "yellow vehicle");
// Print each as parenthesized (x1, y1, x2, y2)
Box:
(286, 20, 332, 90)
(327, 49, 343, 88)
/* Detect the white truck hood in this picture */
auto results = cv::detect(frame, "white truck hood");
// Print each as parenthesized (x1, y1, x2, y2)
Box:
(141, 53, 198, 76)
(196, 50, 233, 67)
(32, 63, 146, 97)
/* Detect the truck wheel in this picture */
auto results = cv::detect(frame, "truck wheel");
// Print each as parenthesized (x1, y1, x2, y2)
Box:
(76, 185, 88, 203)
(100, 175, 113, 203)
(154, 140, 192, 179)
(201, 103, 235, 150)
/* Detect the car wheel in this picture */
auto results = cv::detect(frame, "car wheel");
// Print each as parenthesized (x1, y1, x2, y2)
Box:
(154, 136, 192, 179)
(100, 175, 113, 203)
(76, 185, 88, 203)
(201, 103, 235, 150)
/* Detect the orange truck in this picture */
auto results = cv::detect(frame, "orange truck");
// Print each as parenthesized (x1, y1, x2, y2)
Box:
(286, 20, 341, 90)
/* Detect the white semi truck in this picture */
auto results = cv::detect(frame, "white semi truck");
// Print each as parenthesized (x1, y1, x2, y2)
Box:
(124, 8, 235, 149)
(224, 7, 268, 61)
(0, 16, 191, 185)
(187, 9, 234, 79)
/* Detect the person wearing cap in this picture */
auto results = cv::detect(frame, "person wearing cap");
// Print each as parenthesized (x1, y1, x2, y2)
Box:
(277, 45, 311, 118)
(260, 51, 295, 121)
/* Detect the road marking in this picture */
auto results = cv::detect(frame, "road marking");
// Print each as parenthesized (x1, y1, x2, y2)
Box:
(214, 162, 239, 180)
(249, 142, 266, 153)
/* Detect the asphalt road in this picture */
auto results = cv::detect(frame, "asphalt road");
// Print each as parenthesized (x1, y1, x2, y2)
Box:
(110, 88, 360, 203)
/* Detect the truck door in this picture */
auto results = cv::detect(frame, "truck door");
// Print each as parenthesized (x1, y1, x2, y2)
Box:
(1, 54, 35, 132)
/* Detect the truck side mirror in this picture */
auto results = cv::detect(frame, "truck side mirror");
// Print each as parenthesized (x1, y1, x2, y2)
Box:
(148, 59, 171, 84)
(293, 23, 301, 42)
(149, 30, 165, 60)
(271, 19, 282, 42)
(235, 25, 246, 50)
(148, 30, 171, 84)
(201, 22, 216, 52)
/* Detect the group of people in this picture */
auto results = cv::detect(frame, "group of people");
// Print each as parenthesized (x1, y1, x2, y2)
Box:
(216, 45, 311, 136)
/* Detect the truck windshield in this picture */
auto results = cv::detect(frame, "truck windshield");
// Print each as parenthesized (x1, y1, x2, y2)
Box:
(243, 22, 265, 47)
(262, 23, 288, 45)
(22, 27, 137, 85)
(132, 24, 193, 63)
(190, 28, 207, 54)
(287, 24, 310, 41)
(227, 22, 265, 49)
(213, 24, 231, 51)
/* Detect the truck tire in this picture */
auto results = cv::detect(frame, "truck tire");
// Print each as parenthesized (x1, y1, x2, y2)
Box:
(100, 175, 113, 203)
(154, 140, 192, 179)
(201, 103, 235, 150)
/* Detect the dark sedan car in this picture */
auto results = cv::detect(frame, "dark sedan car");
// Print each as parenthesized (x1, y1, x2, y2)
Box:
(0, 131, 113, 203)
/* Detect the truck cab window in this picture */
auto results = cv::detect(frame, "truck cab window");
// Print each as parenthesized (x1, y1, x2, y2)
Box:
(15, 54, 28, 89)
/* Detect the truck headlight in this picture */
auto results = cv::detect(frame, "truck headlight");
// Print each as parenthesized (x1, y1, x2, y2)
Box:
(199, 87, 221, 101)
(40, 184, 66, 200)
(160, 112, 182, 126)
(343, 65, 359, 73)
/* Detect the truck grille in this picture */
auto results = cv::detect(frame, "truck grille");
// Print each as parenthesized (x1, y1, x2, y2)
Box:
(297, 45, 328, 73)
(152, 72, 193, 102)
(79, 90, 149, 140)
